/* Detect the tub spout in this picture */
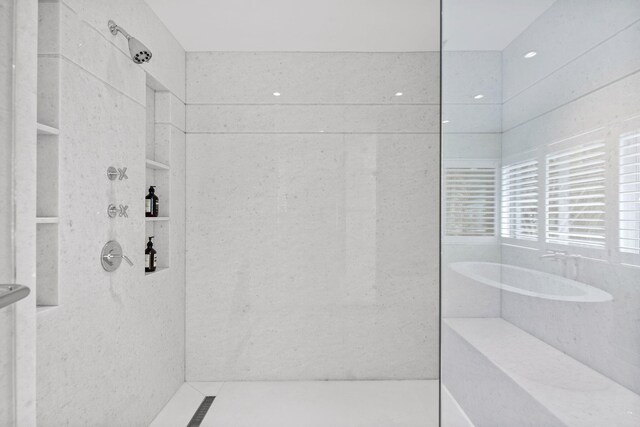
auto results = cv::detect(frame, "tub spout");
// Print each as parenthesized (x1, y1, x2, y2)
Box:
(540, 250, 568, 261)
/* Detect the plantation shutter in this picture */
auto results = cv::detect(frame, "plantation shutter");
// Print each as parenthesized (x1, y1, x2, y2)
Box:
(501, 160, 539, 241)
(444, 163, 497, 239)
(546, 142, 607, 248)
(619, 132, 640, 254)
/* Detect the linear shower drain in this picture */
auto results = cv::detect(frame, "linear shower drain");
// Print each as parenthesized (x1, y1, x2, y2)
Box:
(187, 396, 216, 427)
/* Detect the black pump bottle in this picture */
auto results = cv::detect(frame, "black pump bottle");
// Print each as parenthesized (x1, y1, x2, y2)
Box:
(145, 186, 159, 217)
(145, 236, 157, 272)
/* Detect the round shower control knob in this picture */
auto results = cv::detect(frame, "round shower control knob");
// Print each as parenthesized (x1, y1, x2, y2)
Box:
(101, 240, 133, 272)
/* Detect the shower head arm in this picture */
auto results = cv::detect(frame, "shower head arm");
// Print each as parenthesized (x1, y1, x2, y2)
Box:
(107, 19, 152, 64)
(108, 20, 131, 40)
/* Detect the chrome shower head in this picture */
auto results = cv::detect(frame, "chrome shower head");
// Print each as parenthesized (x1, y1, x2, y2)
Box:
(108, 20, 152, 64)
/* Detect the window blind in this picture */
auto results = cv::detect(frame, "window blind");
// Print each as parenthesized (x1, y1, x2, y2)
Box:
(444, 165, 497, 238)
(546, 142, 607, 248)
(620, 132, 640, 254)
(501, 160, 539, 241)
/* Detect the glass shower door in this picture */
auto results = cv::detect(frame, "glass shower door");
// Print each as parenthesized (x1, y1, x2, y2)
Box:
(441, 1, 640, 426)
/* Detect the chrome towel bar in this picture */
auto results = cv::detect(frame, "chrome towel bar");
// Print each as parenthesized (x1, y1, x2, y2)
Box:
(0, 284, 30, 310)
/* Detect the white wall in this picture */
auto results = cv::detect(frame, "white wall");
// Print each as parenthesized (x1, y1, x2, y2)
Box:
(11, 0, 39, 424)
(0, 2, 17, 422)
(35, 1, 186, 425)
(501, 0, 640, 395)
(185, 52, 440, 381)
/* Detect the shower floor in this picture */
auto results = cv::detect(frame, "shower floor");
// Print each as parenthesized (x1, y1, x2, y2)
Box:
(150, 380, 439, 427)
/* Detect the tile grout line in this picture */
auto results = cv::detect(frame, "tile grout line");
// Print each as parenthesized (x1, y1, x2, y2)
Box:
(186, 102, 441, 106)
(185, 131, 441, 135)
(155, 121, 186, 133)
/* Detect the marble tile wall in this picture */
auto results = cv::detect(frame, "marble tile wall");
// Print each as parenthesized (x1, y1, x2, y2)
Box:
(0, 307, 14, 426)
(185, 52, 440, 381)
(501, 0, 640, 395)
(186, 52, 439, 105)
(35, 1, 186, 426)
(13, 0, 38, 424)
(61, 0, 185, 101)
(441, 51, 502, 318)
(0, 0, 16, 402)
(0, 12, 16, 425)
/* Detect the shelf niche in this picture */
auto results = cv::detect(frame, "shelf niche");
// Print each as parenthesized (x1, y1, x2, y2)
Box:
(35, 122, 59, 308)
(144, 80, 171, 275)
(36, 2, 61, 309)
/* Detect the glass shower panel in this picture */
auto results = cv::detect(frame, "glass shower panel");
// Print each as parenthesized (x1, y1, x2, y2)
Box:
(0, 0, 16, 424)
(441, 1, 640, 426)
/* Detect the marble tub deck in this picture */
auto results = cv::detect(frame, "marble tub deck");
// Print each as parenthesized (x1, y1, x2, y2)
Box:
(150, 380, 440, 427)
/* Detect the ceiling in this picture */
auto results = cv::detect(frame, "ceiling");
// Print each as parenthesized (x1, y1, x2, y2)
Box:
(146, 0, 556, 52)
(443, 0, 556, 51)
(147, 0, 440, 52)
(146, 0, 440, 51)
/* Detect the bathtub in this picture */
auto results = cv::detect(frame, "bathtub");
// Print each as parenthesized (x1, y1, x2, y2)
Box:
(449, 262, 612, 303)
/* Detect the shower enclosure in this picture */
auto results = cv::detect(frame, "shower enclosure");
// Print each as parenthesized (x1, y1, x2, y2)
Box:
(441, 0, 640, 425)
(9, 0, 441, 425)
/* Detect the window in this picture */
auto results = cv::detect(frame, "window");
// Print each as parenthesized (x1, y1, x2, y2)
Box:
(546, 142, 607, 248)
(501, 160, 539, 241)
(619, 132, 640, 254)
(443, 161, 498, 241)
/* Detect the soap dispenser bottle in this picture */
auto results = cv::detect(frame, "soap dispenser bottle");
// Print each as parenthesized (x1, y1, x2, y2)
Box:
(145, 186, 159, 217)
(145, 236, 157, 272)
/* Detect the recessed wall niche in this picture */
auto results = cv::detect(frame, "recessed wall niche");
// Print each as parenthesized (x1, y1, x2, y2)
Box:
(36, 1, 61, 311)
(145, 80, 172, 275)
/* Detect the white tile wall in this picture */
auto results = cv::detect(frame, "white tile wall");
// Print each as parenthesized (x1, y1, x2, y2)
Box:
(187, 104, 440, 134)
(0, 307, 14, 426)
(442, 51, 502, 104)
(61, 0, 186, 101)
(185, 52, 440, 381)
(0, 0, 17, 406)
(14, 0, 39, 424)
(0, 0, 15, 293)
(186, 52, 440, 105)
(35, 2, 186, 426)
(56, 2, 147, 105)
